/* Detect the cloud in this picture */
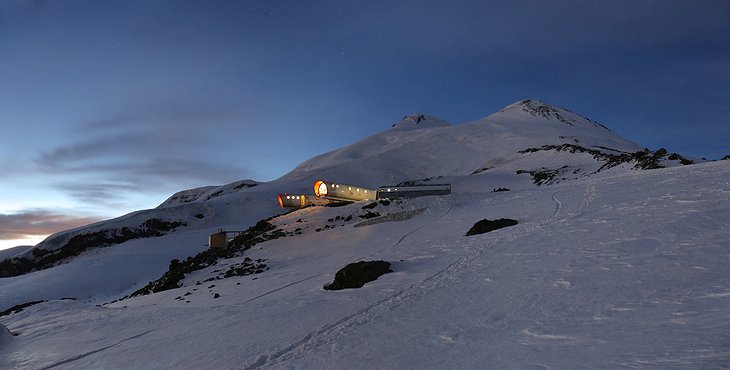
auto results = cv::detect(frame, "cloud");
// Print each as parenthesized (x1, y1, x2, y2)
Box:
(0, 210, 103, 240)
(52, 182, 141, 209)
(35, 105, 251, 208)
(78, 102, 239, 132)
(49, 158, 245, 208)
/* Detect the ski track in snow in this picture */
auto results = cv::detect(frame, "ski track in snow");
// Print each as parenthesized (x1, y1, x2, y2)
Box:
(243, 203, 561, 369)
(583, 183, 596, 209)
(392, 206, 452, 248)
(550, 191, 562, 220)
(39, 329, 154, 370)
(237, 274, 323, 305)
(392, 225, 427, 248)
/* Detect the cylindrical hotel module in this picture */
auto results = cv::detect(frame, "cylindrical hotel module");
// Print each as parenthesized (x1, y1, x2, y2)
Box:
(313, 180, 377, 202)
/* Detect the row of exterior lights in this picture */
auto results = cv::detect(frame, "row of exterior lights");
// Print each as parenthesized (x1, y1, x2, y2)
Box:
(286, 195, 302, 200)
(330, 183, 368, 193)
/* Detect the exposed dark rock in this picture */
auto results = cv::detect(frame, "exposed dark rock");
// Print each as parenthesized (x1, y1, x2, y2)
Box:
(0, 257, 34, 278)
(361, 202, 378, 210)
(518, 100, 611, 131)
(517, 167, 570, 186)
(722, 155, 730, 160)
(359, 211, 381, 219)
(223, 258, 268, 278)
(325, 201, 351, 207)
(126, 219, 280, 298)
(324, 260, 392, 290)
(631, 149, 662, 169)
(204, 190, 225, 201)
(492, 188, 510, 192)
(396, 176, 444, 187)
(667, 153, 694, 165)
(0, 300, 47, 317)
(233, 182, 258, 190)
(466, 218, 519, 236)
(519, 144, 687, 175)
(471, 166, 492, 175)
(0, 218, 186, 278)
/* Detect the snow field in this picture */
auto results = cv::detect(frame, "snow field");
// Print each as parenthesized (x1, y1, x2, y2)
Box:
(2, 161, 728, 369)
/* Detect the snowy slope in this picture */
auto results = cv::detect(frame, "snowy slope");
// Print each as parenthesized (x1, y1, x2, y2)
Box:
(2, 99, 726, 369)
(0, 100, 683, 311)
(1, 161, 728, 369)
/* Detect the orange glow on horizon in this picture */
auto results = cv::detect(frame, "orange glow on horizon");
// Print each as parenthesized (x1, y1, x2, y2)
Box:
(0, 237, 45, 251)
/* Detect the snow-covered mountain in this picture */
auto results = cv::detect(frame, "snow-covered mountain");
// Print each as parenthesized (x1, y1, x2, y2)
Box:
(279, 99, 643, 186)
(1, 100, 727, 369)
(1, 100, 649, 277)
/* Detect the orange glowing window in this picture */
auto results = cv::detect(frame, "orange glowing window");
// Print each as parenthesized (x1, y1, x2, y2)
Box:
(314, 180, 328, 197)
(277, 194, 284, 208)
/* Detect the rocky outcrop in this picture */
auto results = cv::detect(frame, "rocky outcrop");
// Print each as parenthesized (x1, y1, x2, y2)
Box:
(466, 218, 518, 236)
(0, 218, 186, 278)
(324, 260, 392, 290)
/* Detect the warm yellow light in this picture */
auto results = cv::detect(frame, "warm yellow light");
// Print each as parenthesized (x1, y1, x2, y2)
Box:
(314, 180, 328, 197)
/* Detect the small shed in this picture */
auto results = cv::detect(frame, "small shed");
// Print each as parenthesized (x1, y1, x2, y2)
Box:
(208, 230, 227, 249)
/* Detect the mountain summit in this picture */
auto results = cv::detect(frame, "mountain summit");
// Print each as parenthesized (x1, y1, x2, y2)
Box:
(391, 113, 451, 129)
(497, 99, 612, 131)
(280, 100, 640, 185)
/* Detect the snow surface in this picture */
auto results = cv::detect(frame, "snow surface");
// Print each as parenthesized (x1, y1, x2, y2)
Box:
(0, 246, 31, 262)
(1, 100, 728, 369)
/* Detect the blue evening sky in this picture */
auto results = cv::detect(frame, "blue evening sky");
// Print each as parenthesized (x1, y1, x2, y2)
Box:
(0, 0, 728, 249)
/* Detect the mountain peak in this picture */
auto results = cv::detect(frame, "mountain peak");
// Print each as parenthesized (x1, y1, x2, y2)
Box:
(391, 113, 450, 129)
(497, 99, 612, 132)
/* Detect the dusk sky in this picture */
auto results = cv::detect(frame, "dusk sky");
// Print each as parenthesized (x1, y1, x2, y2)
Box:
(1, 0, 728, 249)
